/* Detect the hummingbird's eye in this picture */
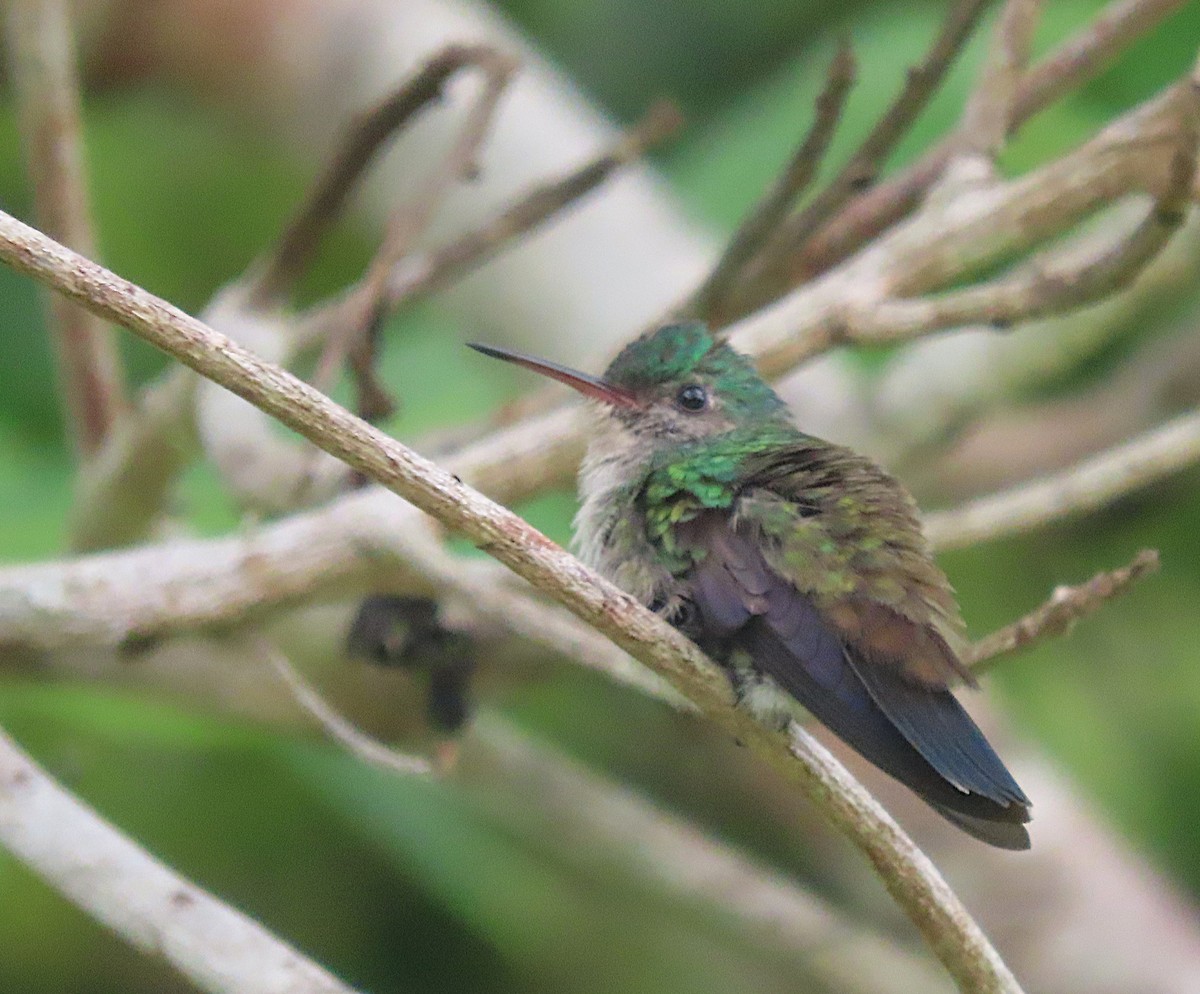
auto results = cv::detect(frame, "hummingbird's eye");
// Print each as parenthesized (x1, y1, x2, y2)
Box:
(675, 384, 709, 413)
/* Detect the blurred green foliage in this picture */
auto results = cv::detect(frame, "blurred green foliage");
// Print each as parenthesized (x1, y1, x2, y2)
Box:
(2, 1, 1200, 992)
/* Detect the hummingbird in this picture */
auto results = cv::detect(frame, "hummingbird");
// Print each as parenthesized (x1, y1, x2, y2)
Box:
(469, 322, 1031, 849)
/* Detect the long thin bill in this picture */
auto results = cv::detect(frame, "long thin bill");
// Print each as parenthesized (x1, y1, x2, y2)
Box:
(468, 343, 639, 408)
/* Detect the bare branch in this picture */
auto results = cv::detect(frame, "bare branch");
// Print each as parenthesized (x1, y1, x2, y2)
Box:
(735, 71, 1200, 378)
(64, 56, 1198, 549)
(312, 49, 518, 412)
(0, 723, 363, 994)
(195, 287, 356, 516)
(960, 0, 1043, 159)
(778, 722, 1020, 993)
(966, 549, 1160, 673)
(1014, 0, 1191, 125)
(0, 208, 1025, 994)
(209, 50, 662, 513)
(248, 44, 508, 307)
(373, 519, 687, 706)
(7, 86, 1197, 639)
(730, 0, 992, 316)
(686, 43, 855, 322)
(65, 46, 517, 543)
(793, 0, 1192, 282)
(382, 99, 684, 311)
(266, 643, 433, 774)
(68, 368, 197, 551)
(2, 0, 126, 457)
(842, 139, 1197, 346)
(925, 408, 1200, 551)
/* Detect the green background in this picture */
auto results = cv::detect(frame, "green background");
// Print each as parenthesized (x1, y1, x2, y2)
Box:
(2, 1, 1199, 991)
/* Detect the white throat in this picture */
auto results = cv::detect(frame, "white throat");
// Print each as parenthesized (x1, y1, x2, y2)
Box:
(572, 418, 654, 569)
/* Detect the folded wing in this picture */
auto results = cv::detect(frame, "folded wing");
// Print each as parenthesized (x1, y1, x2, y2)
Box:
(682, 513, 1031, 849)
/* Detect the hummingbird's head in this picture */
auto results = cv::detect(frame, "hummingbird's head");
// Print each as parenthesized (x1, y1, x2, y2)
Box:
(469, 323, 788, 446)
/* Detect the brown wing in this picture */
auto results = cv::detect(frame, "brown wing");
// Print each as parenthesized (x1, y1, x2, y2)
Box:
(737, 440, 973, 688)
(679, 512, 1030, 848)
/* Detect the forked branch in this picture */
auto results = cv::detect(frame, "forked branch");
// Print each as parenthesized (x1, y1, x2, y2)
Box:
(249, 44, 511, 308)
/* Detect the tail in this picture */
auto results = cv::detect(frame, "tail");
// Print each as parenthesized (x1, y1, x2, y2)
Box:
(746, 624, 1031, 849)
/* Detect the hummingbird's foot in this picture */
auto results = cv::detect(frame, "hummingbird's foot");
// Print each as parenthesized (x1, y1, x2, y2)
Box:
(728, 655, 795, 732)
(648, 594, 702, 640)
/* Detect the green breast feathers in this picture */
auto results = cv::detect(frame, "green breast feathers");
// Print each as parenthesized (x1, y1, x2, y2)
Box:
(637, 426, 967, 652)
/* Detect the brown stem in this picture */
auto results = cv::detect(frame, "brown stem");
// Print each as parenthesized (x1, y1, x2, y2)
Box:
(686, 43, 856, 323)
(249, 44, 509, 308)
(728, 0, 992, 317)
(847, 120, 1198, 342)
(791, 0, 1192, 282)
(959, 0, 1043, 158)
(966, 549, 1160, 672)
(385, 99, 684, 308)
(311, 49, 518, 412)
(3, 0, 127, 458)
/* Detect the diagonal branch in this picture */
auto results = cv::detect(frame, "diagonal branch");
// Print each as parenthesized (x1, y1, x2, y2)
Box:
(966, 549, 1160, 673)
(458, 714, 957, 994)
(1014, 0, 1191, 125)
(685, 42, 856, 323)
(729, 0, 992, 316)
(310, 48, 518, 412)
(266, 642, 434, 775)
(925, 407, 1200, 551)
(380, 99, 684, 313)
(0, 723, 363, 994)
(248, 44, 509, 308)
(959, 0, 1044, 159)
(65, 49, 1196, 550)
(2, 0, 127, 458)
(264, 659, 952, 994)
(0, 207, 1024, 994)
(792, 0, 1193, 281)
(838, 126, 1198, 347)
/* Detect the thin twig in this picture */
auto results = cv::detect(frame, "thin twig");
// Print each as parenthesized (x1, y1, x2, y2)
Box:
(959, 0, 1044, 159)
(65, 53, 1194, 550)
(248, 44, 507, 307)
(3, 0, 126, 457)
(1014, 0, 1190, 124)
(0, 723, 362, 994)
(685, 43, 855, 322)
(5, 100, 1197, 641)
(778, 721, 1020, 993)
(298, 97, 682, 356)
(845, 129, 1198, 342)
(792, 0, 1191, 281)
(384, 99, 684, 309)
(265, 642, 433, 775)
(312, 49, 518, 415)
(735, 71, 1200, 377)
(64, 47, 507, 542)
(730, 0, 992, 316)
(966, 549, 1160, 673)
(0, 208, 1025, 994)
(205, 97, 681, 492)
(925, 408, 1200, 551)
